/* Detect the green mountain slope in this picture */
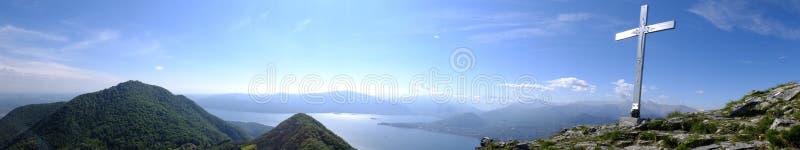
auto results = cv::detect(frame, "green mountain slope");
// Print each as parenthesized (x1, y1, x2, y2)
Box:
(228, 121, 274, 139)
(4, 80, 249, 149)
(0, 102, 65, 146)
(251, 113, 355, 150)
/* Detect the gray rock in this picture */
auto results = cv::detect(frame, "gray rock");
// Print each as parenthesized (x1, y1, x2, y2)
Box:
(575, 141, 597, 148)
(672, 134, 691, 142)
(615, 140, 633, 147)
(769, 118, 798, 131)
(625, 145, 661, 150)
(514, 142, 530, 150)
(692, 144, 720, 150)
(480, 137, 493, 147)
(729, 97, 762, 117)
(668, 117, 684, 122)
(563, 130, 584, 137)
(719, 142, 755, 150)
(620, 117, 641, 127)
(768, 86, 800, 101)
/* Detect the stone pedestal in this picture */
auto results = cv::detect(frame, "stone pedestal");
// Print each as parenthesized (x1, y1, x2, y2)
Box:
(619, 117, 641, 127)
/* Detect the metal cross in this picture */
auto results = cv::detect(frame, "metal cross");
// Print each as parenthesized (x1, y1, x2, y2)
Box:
(615, 4, 675, 118)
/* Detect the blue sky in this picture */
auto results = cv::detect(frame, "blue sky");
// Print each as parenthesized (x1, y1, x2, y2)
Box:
(1, 0, 799, 110)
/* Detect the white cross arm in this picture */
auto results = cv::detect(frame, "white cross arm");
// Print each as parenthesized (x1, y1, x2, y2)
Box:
(615, 20, 676, 41)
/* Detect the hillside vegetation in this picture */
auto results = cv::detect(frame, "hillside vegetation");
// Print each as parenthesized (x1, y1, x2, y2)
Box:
(2, 81, 250, 149)
(0, 102, 65, 145)
(250, 113, 355, 150)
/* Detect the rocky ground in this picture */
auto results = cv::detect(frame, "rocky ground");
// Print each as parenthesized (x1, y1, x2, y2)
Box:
(477, 82, 800, 150)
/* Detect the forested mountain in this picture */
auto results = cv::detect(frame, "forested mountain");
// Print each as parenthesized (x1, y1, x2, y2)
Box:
(228, 121, 274, 139)
(0, 102, 65, 145)
(250, 113, 355, 150)
(2, 81, 250, 149)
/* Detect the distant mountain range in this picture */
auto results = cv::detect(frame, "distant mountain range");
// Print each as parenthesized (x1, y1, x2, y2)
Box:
(0, 94, 74, 117)
(191, 92, 483, 118)
(381, 100, 697, 139)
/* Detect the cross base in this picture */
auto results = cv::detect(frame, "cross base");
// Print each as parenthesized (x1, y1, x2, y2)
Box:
(630, 108, 640, 118)
(619, 117, 642, 127)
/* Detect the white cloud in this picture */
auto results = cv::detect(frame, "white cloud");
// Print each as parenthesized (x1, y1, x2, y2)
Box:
(611, 79, 660, 100)
(0, 25, 68, 42)
(231, 10, 271, 31)
(0, 25, 120, 61)
(548, 77, 596, 92)
(689, 0, 800, 39)
(502, 83, 554, 91)
(613, 79, 634, 100)
(0, 55, 119, 93)
(0, 25, 122, 93)
(60, 30, 120, 51)
(503, 77, 595, 93)
(154, 66, 164, 71)
(463, 12, 609, 43)
(292, 19, 313, 32)
(696, 90, 705, 94)
(555, 13, 593, 22)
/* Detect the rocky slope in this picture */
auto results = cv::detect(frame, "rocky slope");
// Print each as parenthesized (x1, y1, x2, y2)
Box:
(477, 82, 800, 150)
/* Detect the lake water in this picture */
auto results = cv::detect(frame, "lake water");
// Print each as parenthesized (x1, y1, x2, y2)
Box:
(207, 109, 478, 150)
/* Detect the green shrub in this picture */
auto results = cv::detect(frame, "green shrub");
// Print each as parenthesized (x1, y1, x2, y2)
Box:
(756, 117, 774, 134)
(786, 126, 800, 148)
(600, 131, 626, 141)
(766, 129, 786, 147)
(640, 120, 672, 131)
(675, 143, 689, 150)
(680, 134, 717, 148)
(668, 111, 685, 119)
(690, 122, 717, 134)
(661, 136, 679, 148)
(732, 134, 754, 142)
(639, 131, 657, 141)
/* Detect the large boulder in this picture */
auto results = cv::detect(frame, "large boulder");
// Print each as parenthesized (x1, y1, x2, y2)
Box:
(480, 137, 493, 147)
(769, 118, 798, 131)
(729, 97, 763, 117)
(767, 85, 800, 101)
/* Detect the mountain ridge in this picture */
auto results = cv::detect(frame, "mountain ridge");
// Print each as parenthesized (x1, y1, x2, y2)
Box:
(2, 80, 251, 149)
(250, 113, 355, 150)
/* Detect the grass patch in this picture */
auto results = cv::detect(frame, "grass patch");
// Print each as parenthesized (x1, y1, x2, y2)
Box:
(639, 131, 657, 141)
(668, 111, 685, 119)
(599, 131, 627, 141)
(766, 126, 800, 148)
